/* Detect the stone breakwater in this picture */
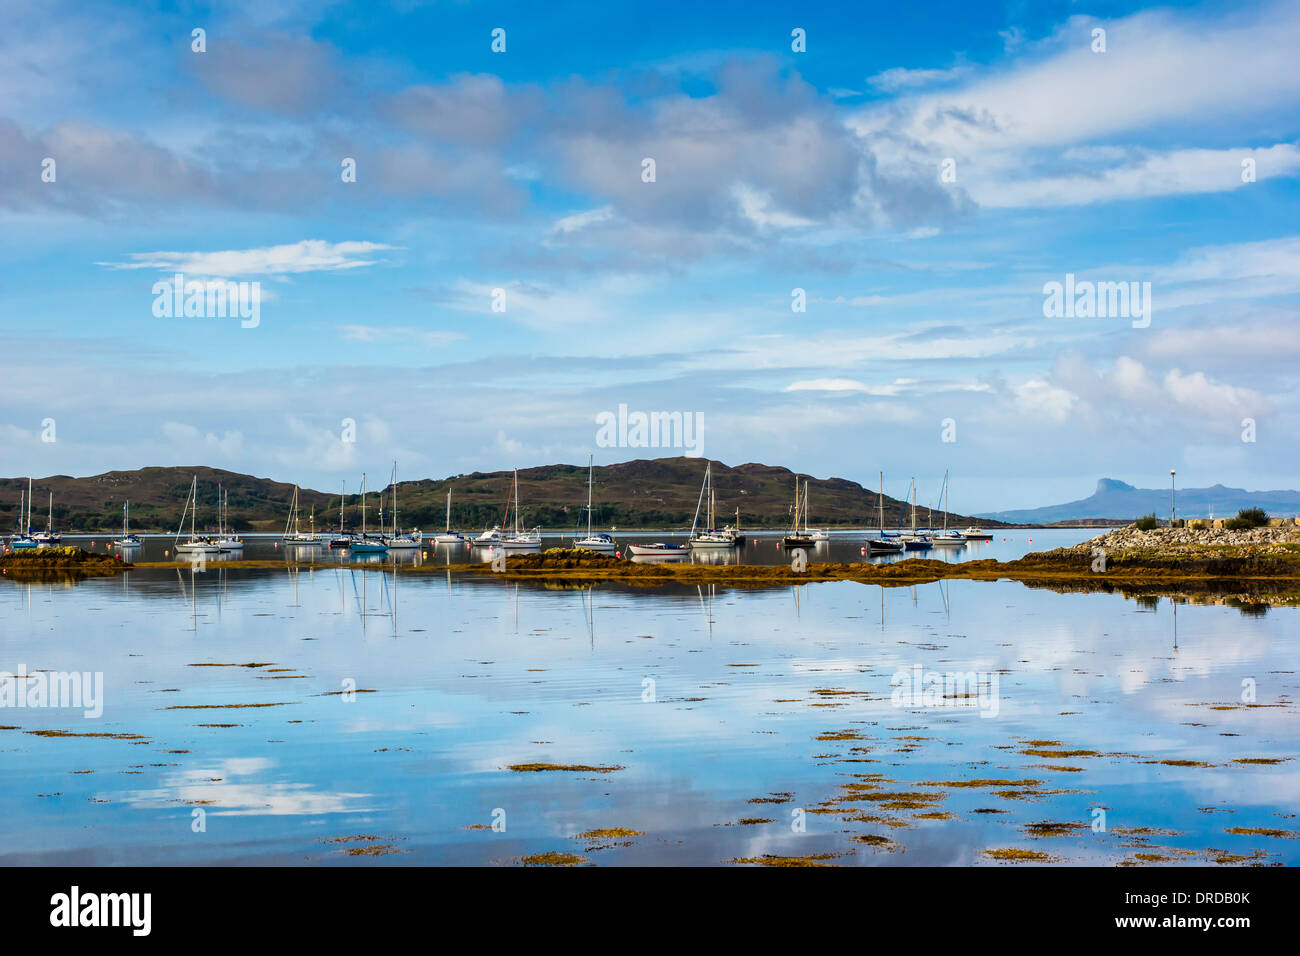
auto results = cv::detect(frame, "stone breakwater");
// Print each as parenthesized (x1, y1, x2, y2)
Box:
(1051, 524, 1300, 557)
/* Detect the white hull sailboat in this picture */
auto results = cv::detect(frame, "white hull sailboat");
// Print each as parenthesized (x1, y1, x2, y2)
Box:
(283, 484, 321, 547)
(175, 475, 220, 555)
(574, 455, 616, 552)
(434, 490, 465, 543)
(689, 462, 736, 549)
(10, 481, 39, 549)
(113, 500, 142, 549)
(349, 473, 389, 553)
(627, 541, 690, 557)
(931, 470, 966, 548)
(33, 490, 61, 545)
(383, 461, 419, 549)
(499, 469, 541, 551)
(214, 485, 243, 552)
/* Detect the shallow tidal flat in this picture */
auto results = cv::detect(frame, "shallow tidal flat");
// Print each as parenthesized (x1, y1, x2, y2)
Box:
(1, 566, 1297, 866)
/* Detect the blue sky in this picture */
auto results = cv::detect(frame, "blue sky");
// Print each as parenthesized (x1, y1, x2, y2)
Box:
(1, 0, 1297, 512)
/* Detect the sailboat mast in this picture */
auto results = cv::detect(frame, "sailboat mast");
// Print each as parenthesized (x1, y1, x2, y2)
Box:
(445, 490, 451, 532)
(910, 478, 917, 532)
(943, 470, 949, 531)
(360, 474, 367, 536)
(878, 472, 884, 532)
(587, 454, 594, 538)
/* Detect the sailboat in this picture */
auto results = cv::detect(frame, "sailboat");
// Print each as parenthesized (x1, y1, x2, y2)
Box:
(383, 462, 419, 550)
(782, 477, 816, 549)
(350, 473, 389, 553)
(434, 490, 465, 543)
(113, 501, 142, 549)
(215, 485, 243, 551)
(803, 481, 829, 541)
(33, 490, 61, 545)
(10, 481, 38, 549)
(499, 469, 541, 551)
(722, 507, 746, 545)
(931, 471, 966, 547)
(867, 472, 905, 553)
(174, 475, 220, 555)
(283, 485, 321, 546)
(688, 462, 734, 549)
(900, 478, 932, 551)
(328, 481, 353, 549)
(574, 455, 616, 552)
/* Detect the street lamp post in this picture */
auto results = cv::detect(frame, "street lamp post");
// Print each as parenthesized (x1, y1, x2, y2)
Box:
(1170, 469, 1176, 526)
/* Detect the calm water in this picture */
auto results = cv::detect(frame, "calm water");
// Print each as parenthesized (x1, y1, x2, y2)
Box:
(59, 527, 1099, 567)
(2, 548, 1296, 866)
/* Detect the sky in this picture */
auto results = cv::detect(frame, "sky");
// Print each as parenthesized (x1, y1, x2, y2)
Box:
(1, 0, 1297, 512)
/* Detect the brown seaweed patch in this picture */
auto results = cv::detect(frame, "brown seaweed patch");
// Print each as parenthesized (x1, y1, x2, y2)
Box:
(1019, 749, 1100, 758)
(1232, 757, 1290, 765)
(521, 851, 588, 867)
(507, 762, 624, 773)
(164, 703, 293, 710)
(1023, 821, 1089, 838)
(575, 827, 643, 840)
(730, 853, 841, 867)
(853, 833, 902, 850)
(918, 779, 1043, 788)
(187, 662, 276, 668)
(984, 848, 1057, 863)
(1224, 826, 1297, 839)
(26, 730, 146, 740)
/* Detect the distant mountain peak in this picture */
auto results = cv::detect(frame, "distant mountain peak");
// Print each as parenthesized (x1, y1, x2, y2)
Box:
(1095, 478, 1135, 493)
(985, 477, 1300, 523)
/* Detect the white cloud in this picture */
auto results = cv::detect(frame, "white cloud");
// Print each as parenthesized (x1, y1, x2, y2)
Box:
(867, 65, 968, 92)
(99, 240, 400, 277)
(340, 325, 463, 348)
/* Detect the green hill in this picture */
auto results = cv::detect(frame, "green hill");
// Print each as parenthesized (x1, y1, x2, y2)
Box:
(1, 459, 1003, 533)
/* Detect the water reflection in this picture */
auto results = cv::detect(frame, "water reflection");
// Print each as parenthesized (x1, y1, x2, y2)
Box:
(1, 565, 1296, 866)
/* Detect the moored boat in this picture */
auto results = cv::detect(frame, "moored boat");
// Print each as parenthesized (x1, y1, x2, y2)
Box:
(434, 490, 465, 543)
(782, 476, 817, 548)
(349, 473, 389, 553)
(113, 501, 142, 549)
(628, 541, 689, 557)
(174, 475, 221, 555)
(689, 462, 738, 549)
(573, 454, 617, 551)
(383, 462, 420, 550)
